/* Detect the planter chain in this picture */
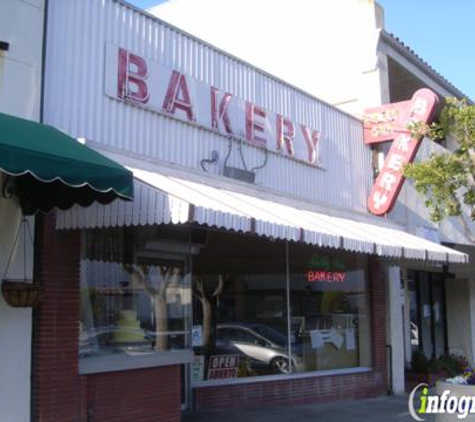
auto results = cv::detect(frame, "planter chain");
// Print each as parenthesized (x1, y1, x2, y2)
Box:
(2, 216, 34, 283)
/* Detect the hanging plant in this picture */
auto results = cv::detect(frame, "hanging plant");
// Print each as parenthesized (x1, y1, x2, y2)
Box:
(1, 216, 40, 308)
(2, 281, 41, 308)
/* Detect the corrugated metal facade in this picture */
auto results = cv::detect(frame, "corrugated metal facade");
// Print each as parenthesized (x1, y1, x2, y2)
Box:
(44, 0, 372, 212)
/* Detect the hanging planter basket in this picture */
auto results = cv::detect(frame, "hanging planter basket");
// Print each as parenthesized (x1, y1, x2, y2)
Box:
(2, 280, 41, 308)
(1, 216, 39, 308)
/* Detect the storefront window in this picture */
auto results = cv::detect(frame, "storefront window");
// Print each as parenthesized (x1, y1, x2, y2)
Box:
(80, 225, 373, 375)
(79, 226, 192, 361)
(288, 244, 372, 372)
(192, 232, 290, 381)
(191, 231, 372, 383)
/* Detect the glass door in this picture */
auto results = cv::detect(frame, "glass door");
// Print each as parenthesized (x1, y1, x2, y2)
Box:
(430, 274, 447, 359)
(409, 270, 447, 359)
(418, 272, 434, 358)
(407, 272, 421, 354)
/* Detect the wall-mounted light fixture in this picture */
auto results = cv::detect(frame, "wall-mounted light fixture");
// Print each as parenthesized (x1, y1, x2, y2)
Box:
(0, 41, 10, 52)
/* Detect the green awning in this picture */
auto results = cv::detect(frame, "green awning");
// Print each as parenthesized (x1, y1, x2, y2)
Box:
(0, 112, 133, 214)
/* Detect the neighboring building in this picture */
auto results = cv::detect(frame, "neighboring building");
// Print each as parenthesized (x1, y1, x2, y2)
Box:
(0, 2, 133, 422)
(150, 0, 475, 395)
(0, 2, 45, 421)
(28, 1, 468, 420)
(375, 30, 475, 394)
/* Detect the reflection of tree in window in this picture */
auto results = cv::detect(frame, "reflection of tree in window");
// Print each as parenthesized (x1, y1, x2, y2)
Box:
(193, 274, 227, 353)
(126, 264, 182, 351)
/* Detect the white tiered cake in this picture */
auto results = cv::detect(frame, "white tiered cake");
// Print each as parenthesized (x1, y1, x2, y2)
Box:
(111, 310, 145, 343)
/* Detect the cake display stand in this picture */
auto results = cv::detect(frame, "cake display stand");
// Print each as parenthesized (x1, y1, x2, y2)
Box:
(109, 309, 151, 354)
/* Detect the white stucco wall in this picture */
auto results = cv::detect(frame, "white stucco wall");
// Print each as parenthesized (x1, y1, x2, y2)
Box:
(0, 174, 35, 422)
(0, 0, 44, 119)
(0, 0, 44, 421)
(149, 0, 382, 114)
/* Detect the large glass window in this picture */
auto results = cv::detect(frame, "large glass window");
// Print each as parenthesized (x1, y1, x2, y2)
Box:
(191, 231, 372, 383)
(288, 243, 372, 372)
(79, 226, 192, 361)
(192, 232, 289, 380)
(79, 225, 373, 377)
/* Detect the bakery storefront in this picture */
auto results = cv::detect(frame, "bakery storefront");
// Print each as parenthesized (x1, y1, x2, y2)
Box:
(76, 224, 374, 406)
(35, 0, 467, 420)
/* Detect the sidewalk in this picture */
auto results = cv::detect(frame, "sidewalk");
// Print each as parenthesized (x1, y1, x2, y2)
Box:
(183, 395, 435, 422)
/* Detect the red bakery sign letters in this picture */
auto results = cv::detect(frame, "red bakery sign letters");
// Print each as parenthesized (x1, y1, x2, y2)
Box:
(106, 44, 321, 166)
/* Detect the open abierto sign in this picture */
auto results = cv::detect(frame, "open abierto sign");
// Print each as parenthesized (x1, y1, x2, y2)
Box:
(363, 89, 439, 216)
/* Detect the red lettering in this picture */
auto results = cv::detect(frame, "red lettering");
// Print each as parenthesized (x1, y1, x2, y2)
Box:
(276, 114, 295, 156)
(307, 270, 346, 283)
(301, 125, 320, 164)
(162, 70, 195, 121)
(366, 89, 439, 215)
(117, 48, 149, 104)
(246, 102, 267, 147)
(211, 87, 233, 134)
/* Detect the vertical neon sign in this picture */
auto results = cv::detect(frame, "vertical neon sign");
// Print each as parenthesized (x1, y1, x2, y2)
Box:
(363, 89, 439, 216)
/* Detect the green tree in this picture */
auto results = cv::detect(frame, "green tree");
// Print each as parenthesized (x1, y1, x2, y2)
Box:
(404, 98, 475, 222)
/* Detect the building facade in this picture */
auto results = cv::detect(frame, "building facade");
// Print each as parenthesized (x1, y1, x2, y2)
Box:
(24, 1, 468, 421)
(150, 0, 475, 395)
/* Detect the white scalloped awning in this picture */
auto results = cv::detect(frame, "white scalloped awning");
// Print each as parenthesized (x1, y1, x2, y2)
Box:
(56, 167, 468, 264)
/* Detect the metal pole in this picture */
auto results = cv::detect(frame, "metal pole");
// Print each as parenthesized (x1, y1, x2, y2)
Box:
(285, 241, 292, 372)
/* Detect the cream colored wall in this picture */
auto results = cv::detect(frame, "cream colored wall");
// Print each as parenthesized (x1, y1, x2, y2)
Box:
(0, 0, 44, 119)
(0, 174, 35, 422)
(0, 0, 44, 420)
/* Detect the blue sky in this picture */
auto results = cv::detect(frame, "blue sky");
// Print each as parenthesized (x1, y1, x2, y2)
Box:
(378, 0, 475, 100)
(129, 0, 474, 100)
(129, 0, 167, 9)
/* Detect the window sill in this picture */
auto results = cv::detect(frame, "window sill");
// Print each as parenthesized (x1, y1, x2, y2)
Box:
(79, 349, 193, 375)
(192, 366, 373, 388)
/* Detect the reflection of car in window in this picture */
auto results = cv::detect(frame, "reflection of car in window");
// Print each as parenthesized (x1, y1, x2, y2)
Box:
(215, 323, 303, 374)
